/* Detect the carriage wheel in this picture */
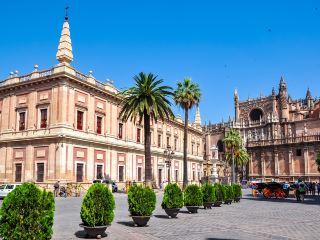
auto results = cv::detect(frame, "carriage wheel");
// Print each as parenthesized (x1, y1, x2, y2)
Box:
(274, 189, 286, 199)
(263, 188, 272, 199)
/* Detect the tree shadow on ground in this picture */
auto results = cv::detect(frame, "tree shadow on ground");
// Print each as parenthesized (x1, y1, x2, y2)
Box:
(244, 195, 320, 205)
(74, 230, 108, 239)
(117, 221, 135, 227)
(178, 210, 190, 214)
(206, 238, 237, 240)
(153, 214, 169, 219)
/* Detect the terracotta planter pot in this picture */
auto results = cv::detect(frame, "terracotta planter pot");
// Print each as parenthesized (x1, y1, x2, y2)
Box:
(79, 224, 108, 238)
(131, 216, 151, 227)
(164, 208, 180, 218)
(186, 206, 199, 213)
(213, 201, 223, 207)
(203, 202, 213, 209)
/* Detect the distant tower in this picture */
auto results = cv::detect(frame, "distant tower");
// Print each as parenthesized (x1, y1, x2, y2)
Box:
(271, 87, 277, 113)
(306, 88, 313, 108)
(234, 89, 240, 122)
(56, 7, 73, 65)
(194, 107, 202, 130)
(278, 77, 289, 121)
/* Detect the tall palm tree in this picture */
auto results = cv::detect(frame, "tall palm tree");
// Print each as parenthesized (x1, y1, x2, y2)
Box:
(118, 72, 174, 187)
(223, 129, 242, 183)
(174, 78, 201, 189)
(226, 147, 249, 181)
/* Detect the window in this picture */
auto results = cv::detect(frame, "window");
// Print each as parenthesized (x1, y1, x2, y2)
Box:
(96, 116, 102, 134)
(19, 112, 26, 131)
(37, 163, 44, 182)
(158, 134, 161, 147)
(192, 171, 195, 181)
(96, 165, 103, 179)
(137, 167, 142, 182)
(175, 170, 178, 182)
(77, 111, 84, 130)
(15, 163, 22, 182)
(198, 172, 201, 181)
(118, 166, 124, 182)
(174, 138, 177, 151)
(192, 144, 194, 155)
(40, 109, 48, 128)
(166, 136, 170, 148)
(76, 163, 84, 182)
(137, 128, 141, 143)
(197, 145, 199, 156)
(296, 149, 302, 156)
(118, 123, 123, 139)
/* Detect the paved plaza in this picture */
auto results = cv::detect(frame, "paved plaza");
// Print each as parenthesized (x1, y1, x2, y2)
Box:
(48, 190, 320, 240)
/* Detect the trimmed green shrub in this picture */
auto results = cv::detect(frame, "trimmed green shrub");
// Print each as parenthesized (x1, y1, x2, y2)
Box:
(214, 183, 226, 201)
(232, 184, 242, 198)
(161, 183, 183, 209)
(80, 183, 115, 227)
(128, 185, 156, 216)
(0, 182, 55, 240)
(201, 183, 216, 203)
(184, 184, 203, 206)
(225, 185, 235, 200)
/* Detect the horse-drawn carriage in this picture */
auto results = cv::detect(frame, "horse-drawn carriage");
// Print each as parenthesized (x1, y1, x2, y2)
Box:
(256, 182, 290, 199)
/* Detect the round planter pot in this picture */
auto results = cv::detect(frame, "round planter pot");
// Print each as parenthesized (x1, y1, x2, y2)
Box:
(186, 206, 199, 213)
(203, 202, 214, 209)
(224, 199, 232, 205)
(164, 208, 180, 218)
(234, 197, 241, 203)
(79, 224, 108, 238)
(131, 216, 151, 227)
(213, 201, 223, 207)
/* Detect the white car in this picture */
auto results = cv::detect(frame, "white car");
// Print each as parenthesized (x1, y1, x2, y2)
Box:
(0, 183, 21, 199)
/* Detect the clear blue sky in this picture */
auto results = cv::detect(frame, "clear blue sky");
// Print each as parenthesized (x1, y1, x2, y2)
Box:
(1, 0, 320, 123)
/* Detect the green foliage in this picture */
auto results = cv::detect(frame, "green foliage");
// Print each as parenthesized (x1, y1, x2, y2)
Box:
(232, 184, 242, 198)
(173, 78, 201, 110)
(0, 183, 55, 240)
(214, 183, 226, 201)
(201, 183, 216, 203)
(225, 185, 235, 200)
(184, 184, 203, 206)
(80, 183, 115, 227)
(161, 183, 184, 209)
(128, 185, 156, 216)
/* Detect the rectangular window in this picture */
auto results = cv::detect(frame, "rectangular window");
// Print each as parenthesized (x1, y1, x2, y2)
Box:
(167, 136, 170, 148)
(175, 170, 178, 182)
(96, 116, 102, 134)
(296, 149, 302, 156)
(118, 123, 123, 139)
(76, 163, 84, 182)
(197, 145, 199, 156)
(19, 112, 26, 131)
(118, 166, 124, 182)
(15, 163, 22, 182)
(37, 163, 44, 182)
(192, 144, 194, 155)
(158, 134, 161, 148)
(174, 138, 177, 151)
(192, 171, 195, 181)
(137, 167, 142, 182)
(96, 165, 103, 179)
(40, 109, 48, 128)
(137, 128, 141, 143)
(77, 111, 84, 130)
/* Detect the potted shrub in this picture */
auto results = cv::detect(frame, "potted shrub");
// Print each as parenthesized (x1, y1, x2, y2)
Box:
(80, 183, 115, 238)
(201, 183, 216, 209)
(161, 183, 184, 218)
(0, 183, 55, 240)
(184, 184, 203, 213)
(232, 184, 242, 202)
(213, 183, 225, 207)
(128, 185, 156, 227)
(224, 185, 234, 204)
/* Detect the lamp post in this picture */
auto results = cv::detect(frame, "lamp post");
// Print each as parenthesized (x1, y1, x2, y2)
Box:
(164, 145, 175, 183)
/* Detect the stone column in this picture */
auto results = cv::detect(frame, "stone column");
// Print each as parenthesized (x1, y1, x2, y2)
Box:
(261, 152, 265, 179)
(24, 145, 34, 181)
(303, 147, 309, 176)
(48, 143, 56, 180)
(288, 148, 293, 177)
(274, 150, 279, 176)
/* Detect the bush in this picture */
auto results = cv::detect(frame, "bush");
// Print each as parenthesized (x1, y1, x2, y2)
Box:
(0, 182, 55, 240)
(80, 183, 115, 227)
(214, 183, 226, 202)
(184, 184, 203, 206)
(161, 183, 183, 209)
(201, 183, 216, 203)
(225, 185, 235, 200)
(128, 185, 156, 216)
(232, 184, 242, 198)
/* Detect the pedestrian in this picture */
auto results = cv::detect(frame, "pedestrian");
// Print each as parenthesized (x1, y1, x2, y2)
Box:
(311, 182, 316, 196)
(54, 181, 60, 197)
(317, 182, 320, 195)
(297, 180, 306, 203)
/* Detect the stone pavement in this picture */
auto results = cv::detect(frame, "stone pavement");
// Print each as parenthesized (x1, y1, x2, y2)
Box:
(51, 190, 320, 240)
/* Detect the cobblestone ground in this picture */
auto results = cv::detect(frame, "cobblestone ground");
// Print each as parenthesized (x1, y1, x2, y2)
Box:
(51, 190, 320, 240)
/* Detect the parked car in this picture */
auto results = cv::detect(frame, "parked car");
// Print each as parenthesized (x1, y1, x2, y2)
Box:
(0, 183, 22, 199)
(92, 179, 118, 193)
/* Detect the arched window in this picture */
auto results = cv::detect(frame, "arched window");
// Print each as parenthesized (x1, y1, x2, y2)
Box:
(217, 140, 224, 152)
(249, 108, 263, 121)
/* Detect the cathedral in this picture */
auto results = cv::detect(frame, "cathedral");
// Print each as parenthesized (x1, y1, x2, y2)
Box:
(204, 78, 320, 182)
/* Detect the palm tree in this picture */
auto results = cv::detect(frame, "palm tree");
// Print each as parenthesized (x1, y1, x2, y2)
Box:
(226, 147, 249, 181)
(223, 129, 242, 183)
(118, 72, 174, 187)
(174, 78, 201, 189)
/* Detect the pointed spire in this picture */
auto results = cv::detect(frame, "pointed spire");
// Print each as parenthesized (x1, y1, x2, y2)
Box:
(272, 87, 276, 96)
(194, 106, 202, 127)
(306, 87, 312, 99)
(56, 7, 73, 64)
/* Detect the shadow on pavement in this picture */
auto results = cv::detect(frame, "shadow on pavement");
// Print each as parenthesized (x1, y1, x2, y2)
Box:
(117, 221, 135, 227)
(153, 214, 169, 219)
(74, 230, 108, 239)
(244, 195, 320, 205)
(178, 210, 190, 214)
(206, 238, 238, 240)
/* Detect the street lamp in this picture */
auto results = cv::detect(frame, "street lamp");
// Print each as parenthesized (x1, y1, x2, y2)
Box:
(164, 145, 175, 183)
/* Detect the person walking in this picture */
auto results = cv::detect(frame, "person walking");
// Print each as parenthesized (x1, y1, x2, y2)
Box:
(297, 180, 306, 203)
(311, 182, 316, 196)
(54, 181, 60, 197)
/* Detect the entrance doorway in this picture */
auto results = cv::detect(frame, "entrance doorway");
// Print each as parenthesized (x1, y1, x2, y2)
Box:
(76, 163, 84, 182)
(158, 168, 162, 188)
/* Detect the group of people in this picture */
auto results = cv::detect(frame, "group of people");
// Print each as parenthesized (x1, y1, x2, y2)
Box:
(53, 181, 67, 197)
(294, 179, 320, 203)
(304, 182, 320, 196)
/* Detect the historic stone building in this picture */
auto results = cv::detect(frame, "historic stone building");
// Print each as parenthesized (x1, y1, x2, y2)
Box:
(204, 78, 320, 182)
(0, 15, 204, 188)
